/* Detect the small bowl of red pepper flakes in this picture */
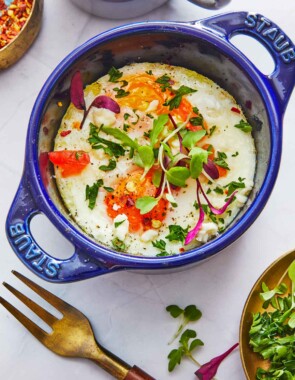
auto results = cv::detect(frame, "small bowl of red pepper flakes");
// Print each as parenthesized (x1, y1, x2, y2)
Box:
(0, 0, 43, 69)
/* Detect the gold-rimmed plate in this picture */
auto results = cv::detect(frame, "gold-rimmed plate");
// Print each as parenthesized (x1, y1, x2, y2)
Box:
(239, 249, 295, 379)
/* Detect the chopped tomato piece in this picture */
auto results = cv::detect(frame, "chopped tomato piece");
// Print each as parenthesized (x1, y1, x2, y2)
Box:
(202, 144, 215, 161)
(48, 150, 90, 178)
(105, 170, 168, 232)
(216, 165, 227, 178)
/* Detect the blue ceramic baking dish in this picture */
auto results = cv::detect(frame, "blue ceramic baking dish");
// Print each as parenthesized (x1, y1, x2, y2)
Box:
(6, 12, 295, 283)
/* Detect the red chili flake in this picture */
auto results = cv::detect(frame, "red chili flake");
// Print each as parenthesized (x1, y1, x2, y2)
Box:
(60, 130, 72, 137)
(0, 0, 33, 49)
(179, 248, 185, 253)
(43, 126, 49, 135)
(245, 100, 252, 110)
(231, 107, 240, 114)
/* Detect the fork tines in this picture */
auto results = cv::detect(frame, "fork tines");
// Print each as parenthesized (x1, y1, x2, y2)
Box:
(0, 271, 70, 340)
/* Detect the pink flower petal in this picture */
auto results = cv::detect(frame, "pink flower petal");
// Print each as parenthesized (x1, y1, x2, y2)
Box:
(195, 343, 239, 380)
(185, 181, 205, 245)
(70, 71, 86, 111)
(197, 179, 237, 215)
(90, 95, 120, 114)
(203, 159, 219, 180)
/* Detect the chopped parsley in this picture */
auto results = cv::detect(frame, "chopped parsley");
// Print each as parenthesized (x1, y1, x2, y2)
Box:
(108, 67, 123, 83)
(234, 119, 252, 133)
(155, 74, 172, 92)
(99, 159, 116, 171)
(88, 123, 125, 158)
(164, 85, 197, 110)
(114, 219, 126, 228)
(112, 237, 126, 251)
(152, 239, 170, 256)
(189, 115, 204, 127)
(103, 186, 114, 193)
(124, 113, 131, 120)
(209, 125, 217, 136)
(214, 151, 230, 170)
(224, 178, 245, 195)
(213, 187, 224, 195)
(86, 179, 103, 209)
(123, 123, 130, 132)
(165, 225, 189, 244)
(113, 87, 130, 98)
(232, 151, 239, 157)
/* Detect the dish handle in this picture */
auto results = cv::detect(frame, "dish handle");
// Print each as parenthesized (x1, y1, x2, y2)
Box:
(6, 176, 114, 283)
(197, 11, 295, 114)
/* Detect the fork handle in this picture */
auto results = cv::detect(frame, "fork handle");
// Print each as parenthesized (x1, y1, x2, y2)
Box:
(124, 366, 156, 380)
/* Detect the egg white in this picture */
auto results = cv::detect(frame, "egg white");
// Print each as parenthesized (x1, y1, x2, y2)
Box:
(53, 63, 256, 256)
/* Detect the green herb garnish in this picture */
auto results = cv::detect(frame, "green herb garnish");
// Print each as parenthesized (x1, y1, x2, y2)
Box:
(113, 87, 130, 98)
(182, 130, 206, 149)
(234, 119, 252, 133)
(88, 123, 125, 158)
(168, 329, 203, 372)
(209, 125, 217, 136)
(85, 179, 103, 209)
(249, 260, 295, 379)
(108, 67, 123, 83)
(135, 196, 159, 214)
(165, 225, 189, 244)
(214, 151, 230, 170)
(166, 304, 202, 344)
(99, 159, 116, 171)
(114, 219, 126, 228)
(213, 187, 224, 195)
(112, 237, 126, 251)
(101, 125, 139, 150)
(189, 115, 204, 127)
(166, 167, 191, 187)
(164, 85, 197, 110)
(155, 74, 172, 92)
(152, 239, 170, 256)
(149, 114, 169, 147)
(224, 178, 245, 196)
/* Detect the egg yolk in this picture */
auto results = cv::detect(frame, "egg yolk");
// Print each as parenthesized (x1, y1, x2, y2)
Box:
(105, 170, 168, 233)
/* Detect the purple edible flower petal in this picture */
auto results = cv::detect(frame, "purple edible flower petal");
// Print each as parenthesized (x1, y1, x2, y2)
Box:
(80, 95, 120, 129)
(90, 95, 120, 114)
(203, 159, 219, 180)
(185, 181, 205, 245)
(195, 343, 239, 380)
(168, 114, 185, 154)
(70, 71, 86, 111)
(197, 179, 237, 215)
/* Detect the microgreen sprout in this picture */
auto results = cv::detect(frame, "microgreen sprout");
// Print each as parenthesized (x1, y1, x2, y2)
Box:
(168, 329, 204, 372)
(166, 304, 202, 344)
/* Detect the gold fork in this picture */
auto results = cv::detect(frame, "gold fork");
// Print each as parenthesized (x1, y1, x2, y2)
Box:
(0, 271, 156, 380)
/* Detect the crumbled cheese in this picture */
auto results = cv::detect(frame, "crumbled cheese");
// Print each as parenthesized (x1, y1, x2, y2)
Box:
(113, 214, 129, 241)
(235, 193, 248, 207)
(146, 100, 159, 113)
(92, 108, 116, 127)
(140, 229, 159, 242)
(113, 204, 121, 211)
(196, 222, 218, 243)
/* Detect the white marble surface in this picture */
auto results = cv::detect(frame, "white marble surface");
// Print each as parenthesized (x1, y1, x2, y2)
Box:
(0, 0, 295, 379)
